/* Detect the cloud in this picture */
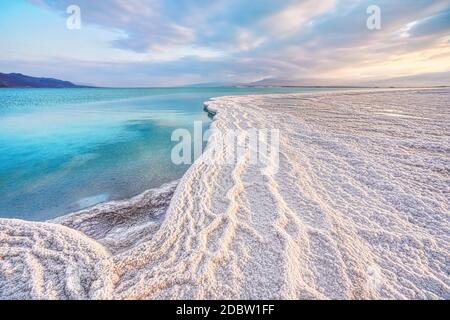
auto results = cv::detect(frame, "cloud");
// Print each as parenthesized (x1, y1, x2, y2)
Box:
(408, 9, 450, 38)
(260, 0, 336, 36)
(15, 0, 450, 86)
(28, 0, 197, 52)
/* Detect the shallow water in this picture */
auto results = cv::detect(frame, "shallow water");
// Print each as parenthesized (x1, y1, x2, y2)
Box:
(0, 87, 343, 220)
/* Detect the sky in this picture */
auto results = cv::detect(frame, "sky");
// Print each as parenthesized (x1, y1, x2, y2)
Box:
(0, 0, 449, 87)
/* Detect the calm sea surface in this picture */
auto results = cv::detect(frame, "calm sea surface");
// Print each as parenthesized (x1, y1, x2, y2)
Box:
(0, 87, 342, 220)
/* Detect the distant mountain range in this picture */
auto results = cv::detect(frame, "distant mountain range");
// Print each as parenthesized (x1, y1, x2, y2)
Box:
(368, 71, 450, 87)
(245, 71, 450, 88)
(2, 71, 448, 89)
(245, 78, 357, 87)
(0, 73, 91, 88)
(189, 71, 450, 88)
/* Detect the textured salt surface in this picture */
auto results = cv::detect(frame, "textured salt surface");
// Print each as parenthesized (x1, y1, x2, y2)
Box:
(1, 89, 449, 299)
(0, 181, 177, 300)
(52, 180, 178, 255)
(0, 220, 113, 299)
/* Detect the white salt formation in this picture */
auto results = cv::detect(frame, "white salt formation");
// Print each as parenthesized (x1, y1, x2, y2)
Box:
(53, 180, 178, 255)
(0, 220, 113, 299)
(0, 89, 449, 299)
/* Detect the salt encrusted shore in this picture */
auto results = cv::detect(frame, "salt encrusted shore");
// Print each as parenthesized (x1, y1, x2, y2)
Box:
(1, 88, 449, 299)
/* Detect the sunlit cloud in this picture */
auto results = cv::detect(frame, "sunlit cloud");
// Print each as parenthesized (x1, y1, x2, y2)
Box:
(260, 0, 336, 36)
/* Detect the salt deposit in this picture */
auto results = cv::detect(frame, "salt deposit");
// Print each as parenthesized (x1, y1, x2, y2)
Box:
(1, 89, 449, 299)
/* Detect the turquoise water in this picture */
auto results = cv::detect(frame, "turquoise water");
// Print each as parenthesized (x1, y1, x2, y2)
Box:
(0, 87, 341, 220)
